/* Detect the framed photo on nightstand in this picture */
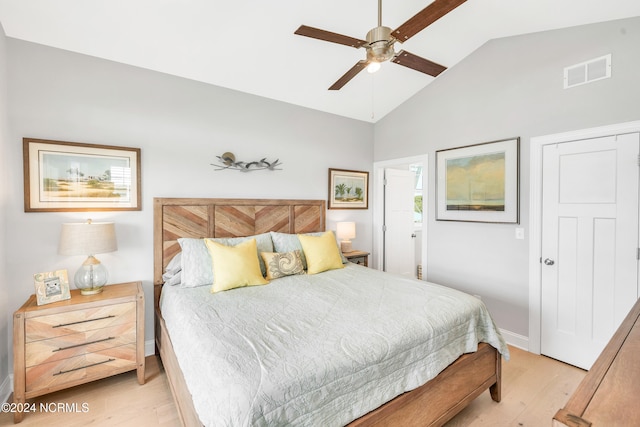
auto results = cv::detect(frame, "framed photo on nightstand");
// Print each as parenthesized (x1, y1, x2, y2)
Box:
(33, 269, 71, 305)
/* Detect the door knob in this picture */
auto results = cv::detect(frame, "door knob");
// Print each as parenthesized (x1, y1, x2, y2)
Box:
(544, 258, 555, 266)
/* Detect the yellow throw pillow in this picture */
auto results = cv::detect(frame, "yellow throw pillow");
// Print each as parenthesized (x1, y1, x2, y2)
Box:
(204, 238, 268, 293)
(298, 231, 345, 275)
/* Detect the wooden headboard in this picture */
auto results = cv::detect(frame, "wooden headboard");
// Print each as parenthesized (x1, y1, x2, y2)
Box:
(153, 197, 326, 287)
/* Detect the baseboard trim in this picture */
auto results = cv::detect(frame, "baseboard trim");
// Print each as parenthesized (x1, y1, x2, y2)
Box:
(0, 373, 11, 404)
(145, 339, 155, 357)
(500, 328, 529, 351)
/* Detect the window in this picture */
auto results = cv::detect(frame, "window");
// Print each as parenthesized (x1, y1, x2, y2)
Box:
(410, 164, 423, 225)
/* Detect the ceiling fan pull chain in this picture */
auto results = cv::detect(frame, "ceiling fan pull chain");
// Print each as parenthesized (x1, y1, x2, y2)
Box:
(371, 74, 376, 120)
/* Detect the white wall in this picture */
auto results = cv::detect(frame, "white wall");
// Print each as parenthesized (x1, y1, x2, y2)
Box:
(5, 15, 639, 393)
(0, 23, 10, 403)
(3, 38, 374, 382)
(374, 17, 640, 339)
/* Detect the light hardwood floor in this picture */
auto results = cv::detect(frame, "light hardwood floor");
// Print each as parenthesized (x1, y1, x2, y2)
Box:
(1, 346, 585, 427)
(444, 346, 585, 426)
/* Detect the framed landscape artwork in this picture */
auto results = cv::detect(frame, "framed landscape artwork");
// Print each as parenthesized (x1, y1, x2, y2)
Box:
(328, 168, 368, 209)
(23, 138, 141, 212)
(436, 138, 520, 223)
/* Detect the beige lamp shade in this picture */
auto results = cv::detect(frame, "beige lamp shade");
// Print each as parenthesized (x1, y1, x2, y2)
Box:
(58, 220, 117, 295)
(336, 222, 356, 240)
(336, 222, 356, 252)
(58, 220, 117, 256)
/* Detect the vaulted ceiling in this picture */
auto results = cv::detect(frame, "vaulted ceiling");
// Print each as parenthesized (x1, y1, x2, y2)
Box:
(1, 1, 639, 122)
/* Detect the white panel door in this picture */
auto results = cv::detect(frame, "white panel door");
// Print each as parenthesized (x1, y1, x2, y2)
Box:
(384, 168, 416, 277)
(541, 133, 639, 369)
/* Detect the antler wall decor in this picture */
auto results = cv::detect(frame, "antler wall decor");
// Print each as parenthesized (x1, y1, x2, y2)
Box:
(211, 152, 283, 172)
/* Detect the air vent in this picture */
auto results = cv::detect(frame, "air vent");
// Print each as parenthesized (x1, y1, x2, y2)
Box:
(564, 54, 611, 89)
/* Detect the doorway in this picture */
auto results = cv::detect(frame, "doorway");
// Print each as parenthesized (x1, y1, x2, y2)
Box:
(529, 121, 640, 366)
(373, 154, 428, 278)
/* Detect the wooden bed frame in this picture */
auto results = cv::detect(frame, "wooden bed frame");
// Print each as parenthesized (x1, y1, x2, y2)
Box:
(153, 197, 502, 427)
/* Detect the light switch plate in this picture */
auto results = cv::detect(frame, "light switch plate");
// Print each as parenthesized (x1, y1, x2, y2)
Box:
(515, 228, 525, 240)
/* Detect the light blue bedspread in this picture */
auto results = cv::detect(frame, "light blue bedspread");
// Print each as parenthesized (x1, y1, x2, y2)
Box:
(160, 263, 509, 427)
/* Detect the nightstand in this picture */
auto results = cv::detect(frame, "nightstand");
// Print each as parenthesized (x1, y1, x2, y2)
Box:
(12, 281, 145, 423)
(343, 250, 370, 267)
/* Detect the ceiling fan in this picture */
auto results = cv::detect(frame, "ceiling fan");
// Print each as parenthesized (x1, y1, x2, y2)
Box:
(294, 0, 468, 90)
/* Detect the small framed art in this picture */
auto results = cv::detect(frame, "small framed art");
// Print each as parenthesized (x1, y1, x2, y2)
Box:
(436, 137, 520, 223)
(23, 138, 141, 212)
(34, 269, 71, 305)
(328, 168, 369, 209)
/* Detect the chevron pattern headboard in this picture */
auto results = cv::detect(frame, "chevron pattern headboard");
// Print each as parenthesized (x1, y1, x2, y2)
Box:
(153, 197, 326, 288)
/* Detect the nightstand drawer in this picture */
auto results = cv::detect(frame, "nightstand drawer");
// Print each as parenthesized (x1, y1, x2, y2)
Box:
(25, 301, 136, 342)
(349, 256, 367, 266)
(342, 250, 369, 267)
(25, 323, 136, 367)
(25, 343, 137, 392)
(13, 282, 145, 422)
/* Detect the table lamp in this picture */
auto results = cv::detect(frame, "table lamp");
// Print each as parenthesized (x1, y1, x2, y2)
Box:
(336, 221, 356, 253)
(58, 219, 117, 295)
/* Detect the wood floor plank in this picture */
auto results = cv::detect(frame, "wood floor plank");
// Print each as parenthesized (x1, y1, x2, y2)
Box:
(1, 347, 585, 427)
(444, 347, 585, 426)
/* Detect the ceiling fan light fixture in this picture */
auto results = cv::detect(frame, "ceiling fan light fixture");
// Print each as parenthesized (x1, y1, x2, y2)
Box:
(367, 61, 381, 74)
(365, 26, 392, 44)
(295, 0, 467, 90)
(365, 26, 396, 64)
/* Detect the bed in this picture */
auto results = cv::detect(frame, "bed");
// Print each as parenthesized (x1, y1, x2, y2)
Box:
(153, 197, 509, 426)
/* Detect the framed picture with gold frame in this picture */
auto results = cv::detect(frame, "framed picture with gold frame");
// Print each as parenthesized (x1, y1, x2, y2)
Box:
(328, 168, 369, 209)
(34, 269, 71, 305)
(23, 138, 141, 212)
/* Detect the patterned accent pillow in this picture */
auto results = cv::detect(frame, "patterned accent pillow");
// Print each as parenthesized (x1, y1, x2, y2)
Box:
(261, 250, 306, 280)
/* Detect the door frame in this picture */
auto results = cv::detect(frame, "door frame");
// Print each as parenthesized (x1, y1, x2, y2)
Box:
(528, 120, 640, 354)
(373, 154, 428, 276)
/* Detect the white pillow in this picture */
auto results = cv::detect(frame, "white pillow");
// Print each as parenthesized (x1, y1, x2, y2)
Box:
(165, 270, 182, 286)
(178, 238, 213, 288)
(162, 252, 184, 286)
(162, 252, 182, 279)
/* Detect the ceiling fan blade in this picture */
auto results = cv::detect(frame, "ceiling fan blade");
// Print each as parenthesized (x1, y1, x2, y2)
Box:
(329, 60, 369, 90)
(392, 0, 468, 43)
(392, 50, 446, 77)
(295, 25, 367, 49)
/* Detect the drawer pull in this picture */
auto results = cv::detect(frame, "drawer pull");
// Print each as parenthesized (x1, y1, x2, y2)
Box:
(52, 337, 115, 352)
(52, 315, 115, 328)
(53, 358, 116, 376)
